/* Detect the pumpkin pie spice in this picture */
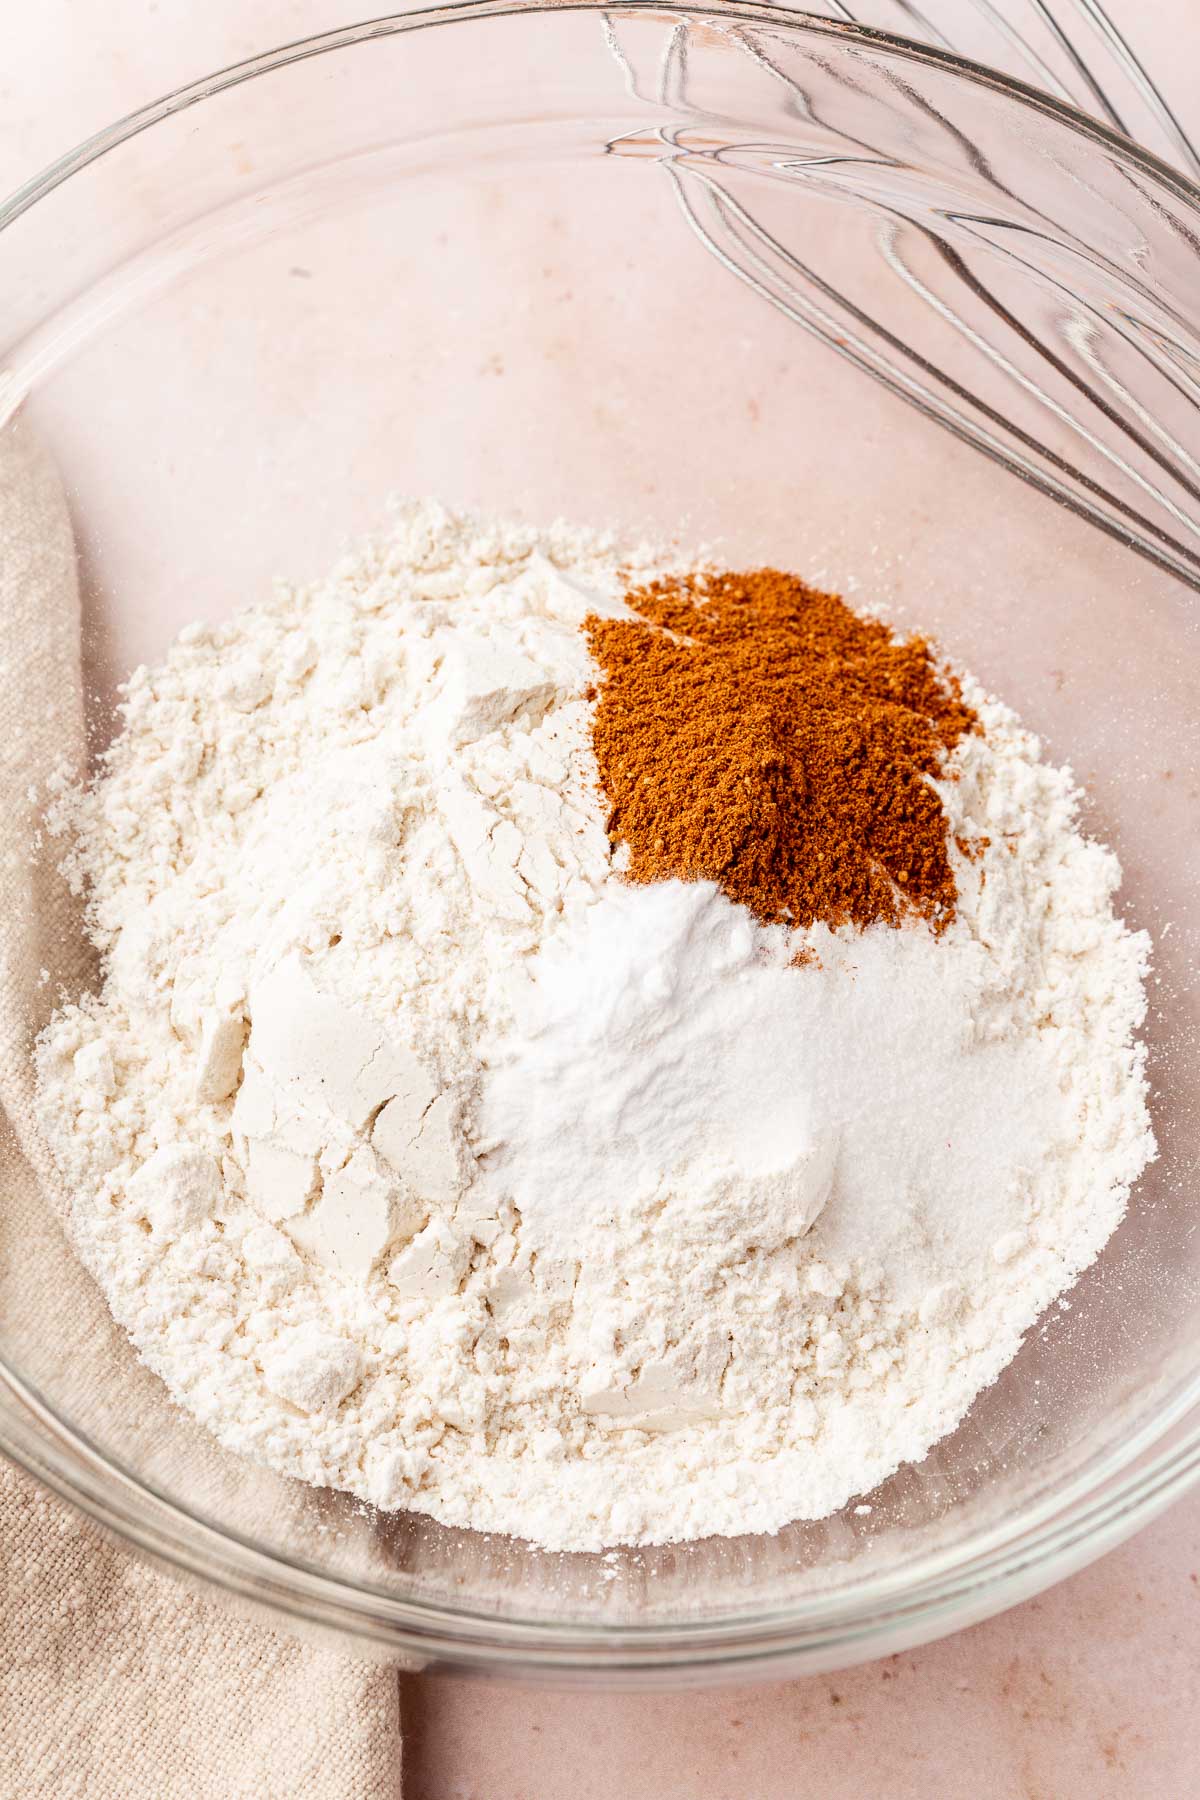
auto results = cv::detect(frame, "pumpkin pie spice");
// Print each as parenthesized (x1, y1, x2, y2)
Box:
(585, 568, 977, 932)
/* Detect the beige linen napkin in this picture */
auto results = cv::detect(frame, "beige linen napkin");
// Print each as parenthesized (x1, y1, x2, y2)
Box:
(0, 420, 402, 1800)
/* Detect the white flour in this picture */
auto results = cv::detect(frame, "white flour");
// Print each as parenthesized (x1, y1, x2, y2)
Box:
(34, 500, 1155, 1551)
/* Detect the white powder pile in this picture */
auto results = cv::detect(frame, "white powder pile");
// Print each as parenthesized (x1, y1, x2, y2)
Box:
(34, 499, 1155, 1551)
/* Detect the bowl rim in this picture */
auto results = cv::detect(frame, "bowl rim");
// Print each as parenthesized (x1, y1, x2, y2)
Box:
(8, 0, 1200, 235)
(3, 0, 1199, 1675)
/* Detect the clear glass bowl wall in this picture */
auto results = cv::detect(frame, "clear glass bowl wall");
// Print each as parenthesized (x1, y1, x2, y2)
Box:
(1, 3, 1198, 1681)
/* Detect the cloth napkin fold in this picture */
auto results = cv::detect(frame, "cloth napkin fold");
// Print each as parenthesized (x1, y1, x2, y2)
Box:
(0, 420, 402, 1800)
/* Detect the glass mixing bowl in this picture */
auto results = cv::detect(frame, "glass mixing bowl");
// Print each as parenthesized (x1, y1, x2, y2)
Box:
(1, 2, 1198, 1682)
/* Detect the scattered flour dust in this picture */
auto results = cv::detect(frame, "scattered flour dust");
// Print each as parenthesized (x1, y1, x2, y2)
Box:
(34, 499, 1155, 1552)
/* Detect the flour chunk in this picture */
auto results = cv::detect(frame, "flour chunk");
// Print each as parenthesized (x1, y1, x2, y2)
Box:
(386, 1216, 470, 1299)
(127, 1144, 221, 1237)
(194, 1010, 246, 1103)
(373, 1089, 459, 1208)
(428, 633, 555, 747)
(248, 959, 435, 1131)
(263, 1331, 362, 1413)
(245, 1137, 319, 1223)
(287, 1146, 425, 1279)
(73, 1039, 115, 1100)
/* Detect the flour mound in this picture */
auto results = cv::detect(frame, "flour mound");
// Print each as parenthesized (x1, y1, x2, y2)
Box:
(35, 500, 1155, 1552)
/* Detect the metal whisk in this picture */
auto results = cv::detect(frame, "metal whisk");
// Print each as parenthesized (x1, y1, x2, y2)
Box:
(602, 3, 1200, 590)
(802, 0, 1198, 177)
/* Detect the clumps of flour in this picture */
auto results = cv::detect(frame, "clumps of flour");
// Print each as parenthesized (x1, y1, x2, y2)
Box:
(33, 499, 1155, 1551)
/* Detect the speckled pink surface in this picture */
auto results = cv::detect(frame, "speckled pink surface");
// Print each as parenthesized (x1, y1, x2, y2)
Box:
(6, 3, 1200, 1795)
(401, 1496, 1200, 1796)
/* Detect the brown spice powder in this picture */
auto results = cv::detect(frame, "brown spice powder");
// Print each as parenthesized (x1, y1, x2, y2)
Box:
(585, 568, 978, 933)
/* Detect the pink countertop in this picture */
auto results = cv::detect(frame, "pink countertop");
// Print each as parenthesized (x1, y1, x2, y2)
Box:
(402, 1494, 1200, 1797)
(8, 4, 1200, 1795)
